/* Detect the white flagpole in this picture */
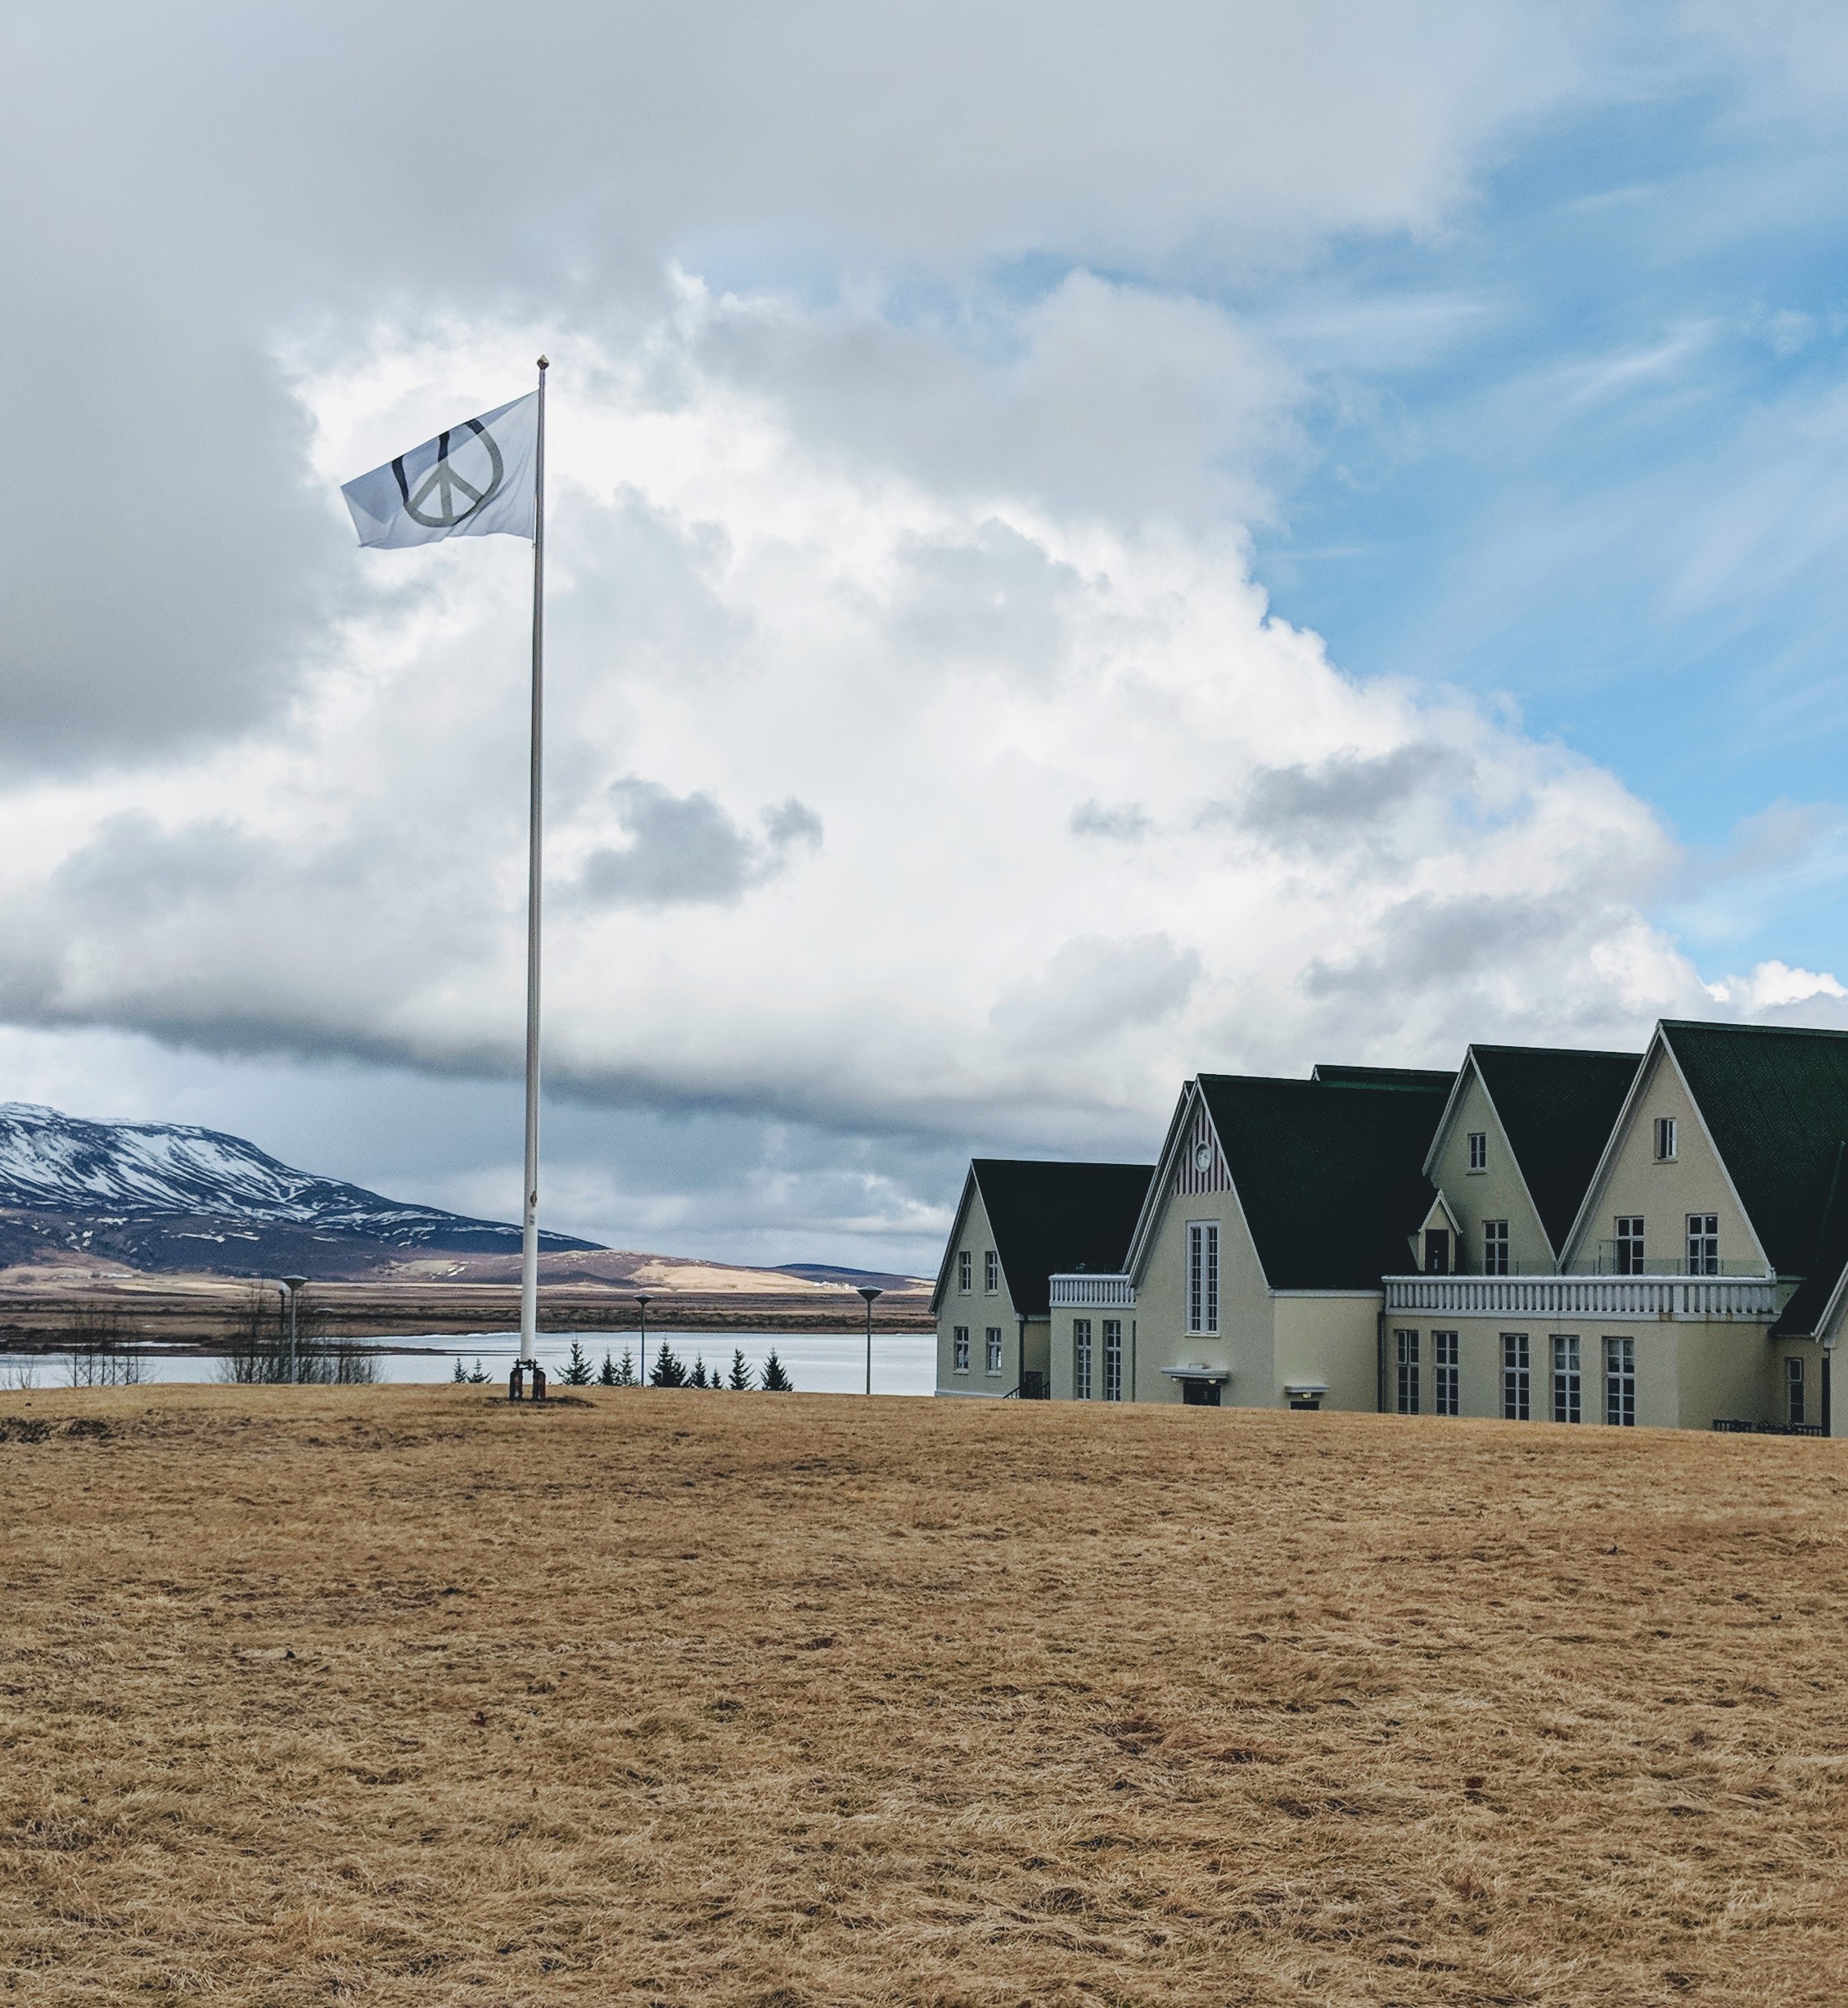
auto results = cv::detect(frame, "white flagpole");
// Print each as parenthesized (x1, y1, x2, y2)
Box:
(518, 356, 548, 1379)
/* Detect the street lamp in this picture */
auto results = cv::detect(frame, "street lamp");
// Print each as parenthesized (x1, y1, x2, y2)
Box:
(857, 1286, 883, 1396)
(635, 1294, 651, 1385)
(280, 1275, 308, 1385)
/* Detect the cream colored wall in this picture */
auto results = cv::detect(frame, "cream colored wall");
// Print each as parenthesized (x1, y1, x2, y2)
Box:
(1672, 1323, 1774, 1429)
(1050, 1307, 1131, 1402)
(1132, 1167, 1273, 1406)
(1427, 1067, 1555, 1273)
(935, 1184, 1016, 1397)
(1273, 1293, 1380, 1411)
(1566, 1046, 1767, 1276)
(1769, 1339, 1827, 1430)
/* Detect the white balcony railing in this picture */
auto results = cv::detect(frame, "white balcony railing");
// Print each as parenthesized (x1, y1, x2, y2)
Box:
(1383, 1274, 1779, 1323)
(1048, 1272, 1135, 1309)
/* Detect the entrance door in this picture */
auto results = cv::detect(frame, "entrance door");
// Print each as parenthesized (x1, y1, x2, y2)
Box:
(1180, 1378, 1221, 1407)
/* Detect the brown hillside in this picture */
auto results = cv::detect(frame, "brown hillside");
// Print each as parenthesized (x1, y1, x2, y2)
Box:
(2, 1388, 1845, 2002)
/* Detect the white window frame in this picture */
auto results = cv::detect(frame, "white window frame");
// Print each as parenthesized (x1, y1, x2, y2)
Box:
(1551, 1333, 1581, 1424)
(1788, 1355, 1806, 1428)
(1686, 1212, 1719, 1276)
(1102, 1319, 1123, 1401)
(1654, 1116, 1678, 1162)
(983, 1249, 999, 1295)
(1395, 1329, 1420, 1415)
(1433, 1330, 1459, 1416)
(952, 1325, 970, 1373)
(1502, 1332, 1530, 1420)
(1605, 1336, 1635, 1427)
(1187, 1221, 1219, 1335)
(1483, 1219, 1509, 1276)
(985, 1326, 1003, 1376)
(1072, 1318, 1093, 1401)
(1467, 1130, 1487, 1173)
(1613, 1216, 1645, 1276)
(957, 1250, 971, 1294)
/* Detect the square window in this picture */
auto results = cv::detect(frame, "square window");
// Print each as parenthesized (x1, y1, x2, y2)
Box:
(953, 1326, 970, 1373)
(1483, 1220, 1509, 1276)
(1467, 1130, 1487, 1172)
(985, 1326, 1003, 1375)
(1654, 1116, 1678, 1162)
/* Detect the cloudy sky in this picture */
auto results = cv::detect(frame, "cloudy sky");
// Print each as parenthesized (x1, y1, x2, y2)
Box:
(5, 3, 1848, 1270)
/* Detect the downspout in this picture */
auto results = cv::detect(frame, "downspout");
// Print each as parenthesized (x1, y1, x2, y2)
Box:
(1376, 1306, 1386, 1415)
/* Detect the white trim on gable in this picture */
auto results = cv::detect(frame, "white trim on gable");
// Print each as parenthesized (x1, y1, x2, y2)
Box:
(928, 1166, 980, 1318)
(1426, 1047, 1558, 1261)
(1123, 1080, 1270, 1293)
(1557, 1026, 1771, 1276)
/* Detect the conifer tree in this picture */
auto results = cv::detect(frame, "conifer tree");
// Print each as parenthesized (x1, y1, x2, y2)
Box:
(690, 1356, 710, 1389)
(614, 1348, 637, 1387)
(467, 1359, 489, 1383)
(452, 1357, 467, 1383)
(561, 1339, 593, 1385)
(597, 1351, 618, 1386)
(650, 1342, 687, 1388)
(760, 1347, 793, 1392)
(727, 1347, 752, 1391)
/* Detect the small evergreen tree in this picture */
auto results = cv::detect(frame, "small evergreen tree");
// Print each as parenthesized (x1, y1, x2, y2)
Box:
(760, 1347, 793, 1392)
(613, 1348, 637, 1387)
(727, 1347, 752, 1391)
(452, 1357, 468, 1383)
(561, 1339, 593, 1386)
(597, 1350, 618, 1387)
(650, 1342, 687, 1388)
(467, 1359, 489, 1383)
(690, 1355, 710, 1389)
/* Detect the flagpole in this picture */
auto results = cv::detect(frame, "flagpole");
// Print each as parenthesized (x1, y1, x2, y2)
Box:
(518, 356, 548, 1383)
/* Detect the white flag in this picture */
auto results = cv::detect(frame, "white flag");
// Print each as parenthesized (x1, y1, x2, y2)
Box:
(342, 393, 538, 548)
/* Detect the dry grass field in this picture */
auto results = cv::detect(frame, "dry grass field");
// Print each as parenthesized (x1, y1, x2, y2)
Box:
(2, 1387, 1846, 2005)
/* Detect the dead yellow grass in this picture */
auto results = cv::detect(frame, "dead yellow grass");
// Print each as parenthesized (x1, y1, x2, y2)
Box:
(2, 1386, 1846, 2004)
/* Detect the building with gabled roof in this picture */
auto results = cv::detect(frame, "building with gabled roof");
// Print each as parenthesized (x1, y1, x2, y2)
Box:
(932, 1159, 1152, 1397)
(937, 1022, 1847, 1433)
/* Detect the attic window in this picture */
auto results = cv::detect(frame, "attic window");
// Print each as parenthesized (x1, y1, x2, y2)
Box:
(984, 1249, 999, 1294)
(1467, 1131, 1487, 1173)
(1654, 1117, 1677, 1162)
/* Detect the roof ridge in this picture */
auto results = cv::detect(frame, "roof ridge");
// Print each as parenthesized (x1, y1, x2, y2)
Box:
(1472, 1042, 1643, 1060)
(1661, 1019, 1848, 1041)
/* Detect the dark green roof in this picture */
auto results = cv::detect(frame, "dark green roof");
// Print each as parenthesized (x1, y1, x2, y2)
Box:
(1312, 1063, 1456, 1093)
(1665, 1021, 1848, 1279)
(970, 1159, 1154, 1317)
(1196, 1073, 1450, 1289)
(1471, 1045, 1642, 1255)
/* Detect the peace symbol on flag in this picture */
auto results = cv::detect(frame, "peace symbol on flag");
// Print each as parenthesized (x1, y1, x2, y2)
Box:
(393, 418, 507, 530)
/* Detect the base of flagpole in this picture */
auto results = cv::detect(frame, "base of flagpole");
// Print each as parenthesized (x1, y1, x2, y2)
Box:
(507, 1361, 548, 1403)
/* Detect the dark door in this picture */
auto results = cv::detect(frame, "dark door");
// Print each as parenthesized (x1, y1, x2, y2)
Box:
(1181, 1378, 1221, 1407)
(1423, 1229, 1450, 1275)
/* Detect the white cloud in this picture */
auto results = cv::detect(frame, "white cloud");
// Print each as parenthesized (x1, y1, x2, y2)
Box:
(0, 297, 1724, 1169)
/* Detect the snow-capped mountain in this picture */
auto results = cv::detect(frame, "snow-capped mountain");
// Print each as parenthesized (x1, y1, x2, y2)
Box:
(0, 1102, 598, 1274)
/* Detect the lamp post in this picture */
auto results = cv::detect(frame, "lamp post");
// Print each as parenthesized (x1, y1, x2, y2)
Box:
(636, 1293, 651, 1385)
(280, 1275, 308, 1385)
(857, 1286, 882, 1396)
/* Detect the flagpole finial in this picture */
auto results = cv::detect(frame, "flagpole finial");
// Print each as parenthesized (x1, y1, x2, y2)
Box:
(537, 354, 549, 371)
